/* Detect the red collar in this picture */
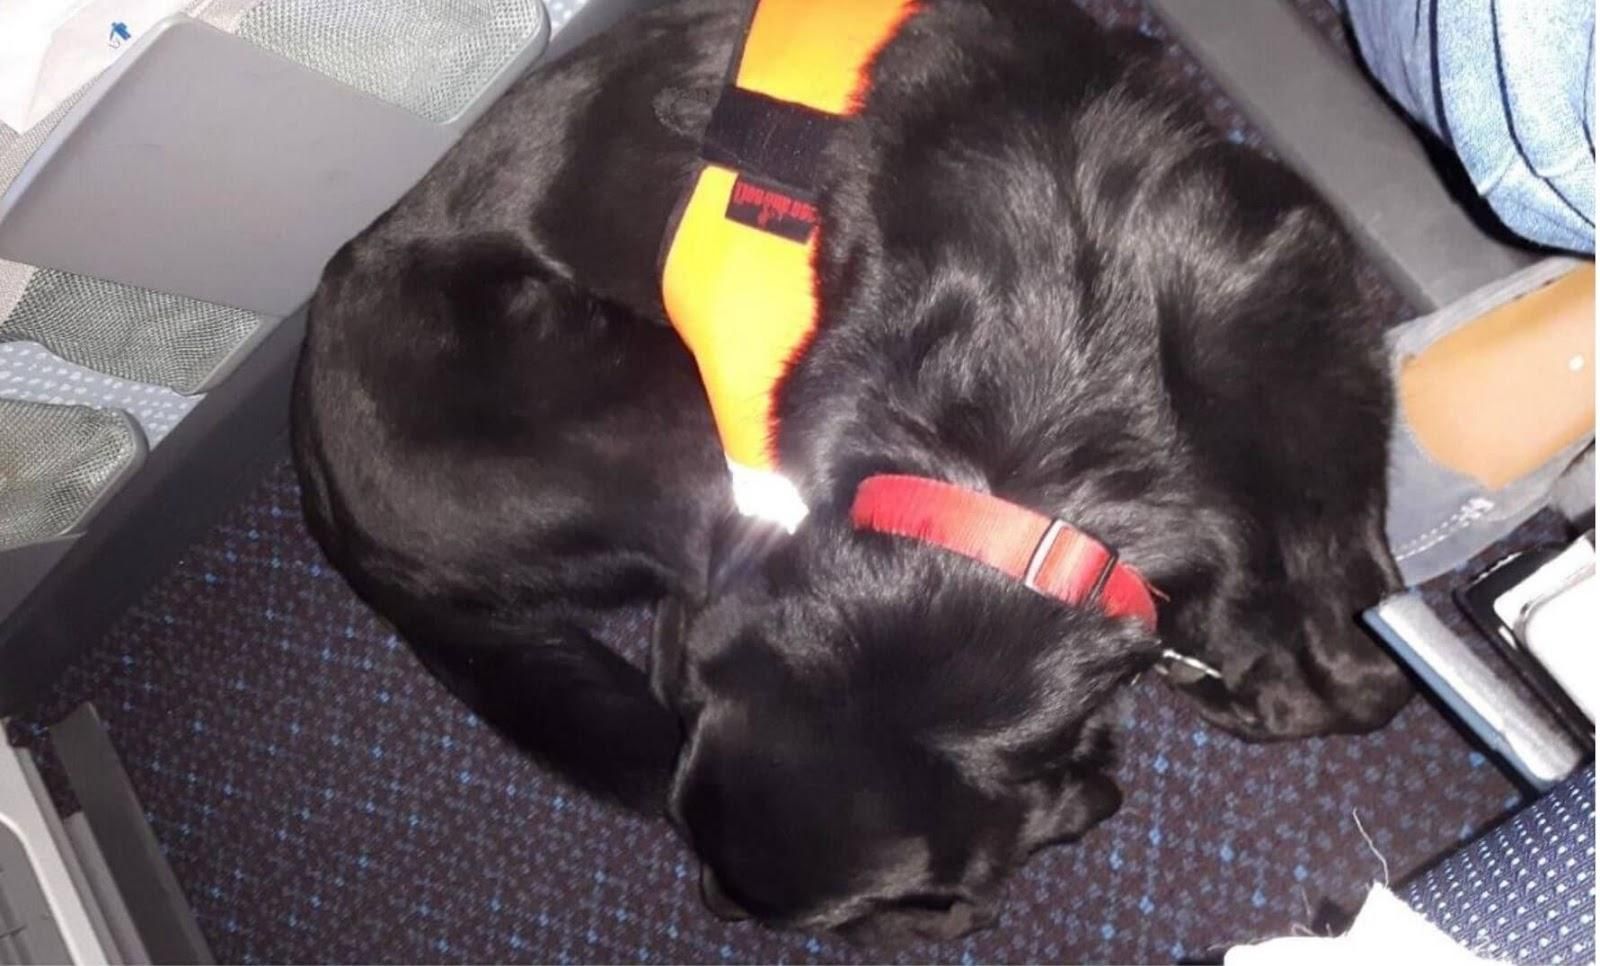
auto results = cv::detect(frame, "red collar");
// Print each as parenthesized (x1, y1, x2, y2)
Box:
(850, 475, 1160, 631)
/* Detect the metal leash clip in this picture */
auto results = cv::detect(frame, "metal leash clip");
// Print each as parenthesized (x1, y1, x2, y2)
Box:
(1156, 647, 1224, 682)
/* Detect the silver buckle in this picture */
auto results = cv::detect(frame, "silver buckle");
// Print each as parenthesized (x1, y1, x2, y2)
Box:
(1023, 519, 1118, 601)
(1021, 519, 1068, 593)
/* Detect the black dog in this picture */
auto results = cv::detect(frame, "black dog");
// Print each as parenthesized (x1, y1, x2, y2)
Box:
(292, 0, 1411, 942)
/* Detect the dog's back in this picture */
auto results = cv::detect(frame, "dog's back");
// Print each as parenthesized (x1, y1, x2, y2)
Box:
(291, 0, 750, 811)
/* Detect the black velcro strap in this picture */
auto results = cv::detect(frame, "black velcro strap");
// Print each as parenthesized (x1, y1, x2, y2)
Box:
(702, 86, 843, 198)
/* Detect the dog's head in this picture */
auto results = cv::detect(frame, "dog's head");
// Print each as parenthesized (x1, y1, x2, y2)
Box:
(661, 516, 1154, 942)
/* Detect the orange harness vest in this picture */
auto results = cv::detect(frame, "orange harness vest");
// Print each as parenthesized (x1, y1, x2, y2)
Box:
(661, 0, 916, 528)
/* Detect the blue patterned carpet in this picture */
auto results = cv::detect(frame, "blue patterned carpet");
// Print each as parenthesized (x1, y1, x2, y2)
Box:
(8, 462, 1537, 963)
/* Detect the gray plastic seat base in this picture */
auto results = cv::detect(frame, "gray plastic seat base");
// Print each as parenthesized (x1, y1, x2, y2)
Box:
(0, 11, 548, 318)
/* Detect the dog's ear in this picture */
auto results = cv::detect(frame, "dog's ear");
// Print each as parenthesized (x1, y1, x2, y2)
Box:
(649, 595, 692, 709)
(705, 511, 790, 598)
(656, 514, 790, 717)
(1020, 771, 1123, 852)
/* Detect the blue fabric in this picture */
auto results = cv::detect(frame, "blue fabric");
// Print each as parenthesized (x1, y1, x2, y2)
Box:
(1342, 0, 1595, 253)
(1401, 765, 1595, 963)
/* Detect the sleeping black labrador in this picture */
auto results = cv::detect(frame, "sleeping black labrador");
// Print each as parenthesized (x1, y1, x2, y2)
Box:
(292, 0, 1412, 942)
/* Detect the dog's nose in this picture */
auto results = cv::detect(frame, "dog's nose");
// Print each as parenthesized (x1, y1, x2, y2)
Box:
(700, 866, 750, 922)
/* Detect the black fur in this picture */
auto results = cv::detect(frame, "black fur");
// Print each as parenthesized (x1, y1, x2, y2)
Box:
(292, 0, 1411, 941)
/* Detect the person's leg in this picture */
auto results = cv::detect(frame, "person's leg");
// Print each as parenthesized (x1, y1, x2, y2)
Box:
(1386, 259, 1596, 584)
(1340, 0, 1595, 253)
(1400, 264, 1594, 490)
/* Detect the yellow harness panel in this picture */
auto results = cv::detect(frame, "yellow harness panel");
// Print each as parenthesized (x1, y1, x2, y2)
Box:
(661, 0, 915, 473)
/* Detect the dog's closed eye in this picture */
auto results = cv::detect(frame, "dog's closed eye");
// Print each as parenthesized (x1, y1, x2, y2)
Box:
(896, 893, 961, 913)
(838, 893, 997, 945)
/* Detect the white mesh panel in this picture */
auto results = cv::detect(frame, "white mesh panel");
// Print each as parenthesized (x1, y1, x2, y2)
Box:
(0, 399, 144, 549)
(0, 272, 267, 394)
(0, 87, 91, 200)
(234, 0, 546, 122)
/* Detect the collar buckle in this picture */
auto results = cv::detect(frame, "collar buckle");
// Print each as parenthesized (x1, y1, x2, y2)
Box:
(1022, 518, 1118, 603)
(1021, 520, 1068, 593)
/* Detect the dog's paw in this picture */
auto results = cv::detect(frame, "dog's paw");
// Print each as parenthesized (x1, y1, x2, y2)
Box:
(1167, 649, 1412, 741)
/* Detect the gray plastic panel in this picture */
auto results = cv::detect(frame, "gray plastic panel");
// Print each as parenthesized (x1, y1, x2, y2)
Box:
(0, 743, 112, 963)
(1149, 0, 1537, 313)
(0, 819, 73, 965)
(0, 17, 455, 317)
(0, 10, 548, 318)
(62, 813, 149, 966)
(0, 537, 75, 621)
(52, 705, 213, 965)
